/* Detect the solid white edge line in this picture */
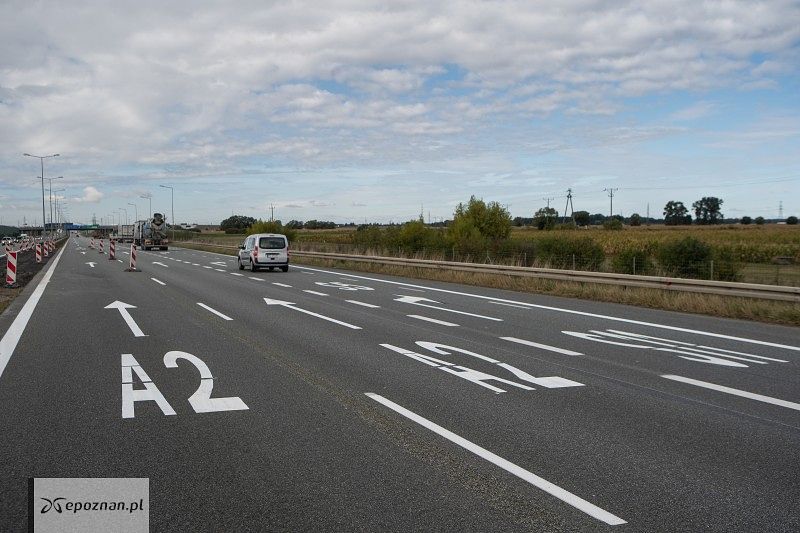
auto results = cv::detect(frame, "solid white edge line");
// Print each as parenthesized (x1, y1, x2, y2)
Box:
(293, 266, 800, 352)
(150, 278, 166, 286)
(662, 374, 800, 411)
(407, 314, 459, 327)
(197, 302, 233, 321)
(0, 244, 67, 380)
(345, 300, 380, 308)
(501, 337, 583, 356)
(365, 393, 626, 526)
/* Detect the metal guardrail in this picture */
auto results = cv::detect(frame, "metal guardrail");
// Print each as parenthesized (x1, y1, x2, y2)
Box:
(176, 242, 800, 302)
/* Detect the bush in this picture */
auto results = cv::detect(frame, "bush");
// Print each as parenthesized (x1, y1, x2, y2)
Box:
(224, 228, 245, 234)
(786, 216, 798, 225)
(711, 247, 742, 282)
(611, 247, 654, 275)
(535, 236, 605, 270)
(741, 216, 752, 225)
(603, 219, 623, 231)
(755, 216, 765, 225)
(657, 237, 712, 279)
(247, 220, 296, 242)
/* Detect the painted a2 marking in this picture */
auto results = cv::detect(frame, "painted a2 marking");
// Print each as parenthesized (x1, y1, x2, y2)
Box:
(121, 351, 248, 418)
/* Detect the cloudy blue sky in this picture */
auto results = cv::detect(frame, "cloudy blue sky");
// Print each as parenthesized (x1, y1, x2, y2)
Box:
(1, 0, 798, 226)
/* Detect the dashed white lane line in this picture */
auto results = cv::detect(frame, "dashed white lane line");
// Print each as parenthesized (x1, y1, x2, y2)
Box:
(197, 303, 233, 320)
(346, 300, 380, 309)
(407, 315, 459, 327)
(303, 290, 328, 296)
(272, 282, 292, 287)
(192, 263, 200, 266)
(230, 272, 244, 277)
(662, 375, 800, 411)
(501, 337, 584, 356)
(365, 393, 627, 526)
(249, 277, 264, 281)
(117, 259, 123, 263)
(214, 268, 226, 272)
(203, 266, 213, 269)
(151, 278, 166, 286)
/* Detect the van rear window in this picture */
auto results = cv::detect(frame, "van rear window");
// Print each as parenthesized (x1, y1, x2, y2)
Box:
(259, 237, 286, 249)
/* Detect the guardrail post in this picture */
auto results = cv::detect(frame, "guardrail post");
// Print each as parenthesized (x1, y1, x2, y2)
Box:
(572, 254, 576, 270)
(709, 260, 714, 280)
(633, 256, 637, 275)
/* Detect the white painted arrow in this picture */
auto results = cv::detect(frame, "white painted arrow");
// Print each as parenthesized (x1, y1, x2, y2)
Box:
(263, 298, 361, 329)
(152, 262, 168, 267)
(80, 251, 86, 255)
(104, 301, 146, 337)
(85, 262, 96, 268)
(394, 295, 503, 321)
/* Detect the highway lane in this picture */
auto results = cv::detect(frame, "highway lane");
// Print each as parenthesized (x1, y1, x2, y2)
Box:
(0, 235, 798, 532)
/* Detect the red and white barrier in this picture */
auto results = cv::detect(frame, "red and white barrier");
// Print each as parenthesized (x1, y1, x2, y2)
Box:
(36, 243, 42, 263)
(90, 238, 95, 249)
(99, 239, 105, 254)
(109, 239, 116, 260)
(5, 251, 17, 286)
(43, 241, 49, 257)
(127, 244, 137, 271)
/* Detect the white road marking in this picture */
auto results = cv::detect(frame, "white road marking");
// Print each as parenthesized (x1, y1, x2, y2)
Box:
(295, 266, 800, 352)
(249, 277, 264, 281)
(394, 295, 502, 322)
(151, 278, 166, 286)
(117, 259, 123, 263)
(152, 262, 168, 268)
(501, 337, 584, 356)
(346, 300, 380, 308)
(230, 272, 244, 277)
(402, 287, 426, 292)
(489, 301, 531, 309)
(272, 282, 292, 287)
(263, 298, 361, 330)
(85, 262, 96, 268)
(192, 263, 200, 266)
(303, 290, 329, 296)
(197, 303, 233, 321)
(365, 393, 626, 526)
(407, 315, 459, 327)
(0, 245, 66, 380)
(662, 375, 800, 411)
(214, 268, 226, 272)
(203, 266, 213, 269)
(104, 301, 147, 337)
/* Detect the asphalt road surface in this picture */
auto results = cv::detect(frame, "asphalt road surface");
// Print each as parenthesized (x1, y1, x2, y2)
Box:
(1, 235, 798, 532)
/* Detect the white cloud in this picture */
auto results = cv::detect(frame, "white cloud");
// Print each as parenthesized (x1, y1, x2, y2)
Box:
(73, 186, 104, 203)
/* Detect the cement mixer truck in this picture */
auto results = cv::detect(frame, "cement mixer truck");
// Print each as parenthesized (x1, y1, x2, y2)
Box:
(134, 213, 169, 251)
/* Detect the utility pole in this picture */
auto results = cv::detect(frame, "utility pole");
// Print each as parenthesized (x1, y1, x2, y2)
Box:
(563, 189, 574, 222)
(646, 203, 650, 226)
(604, 188, 619, 218)
(779, 201, 783, 219)
(543, 197, 554, 209)
(269, 203, 275, 222)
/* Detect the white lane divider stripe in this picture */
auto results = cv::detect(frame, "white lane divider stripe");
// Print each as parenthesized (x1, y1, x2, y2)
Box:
(203, 266, 213, 269)
(0, 245, 66, 380)
(407, 315, 459, 327)
(346, 300, 380, 309)
(662, 374, 800, 411)
(501, 337, 583, 356)
(249, 277, 264, 281)
(214, 269, 226, 272)
(365, 393, 626, 526)
(197, 303, 233, 321)
(230, 273, 244, 277)
(303, 290, 328, 296)
(151, 278, 166, 286)
(489, 301, 531, 309)
(294, 266, 800, 353)
(272, 282, 292, 287)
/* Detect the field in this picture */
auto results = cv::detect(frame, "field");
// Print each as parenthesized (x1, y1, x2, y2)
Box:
(175, 224, 800, 286)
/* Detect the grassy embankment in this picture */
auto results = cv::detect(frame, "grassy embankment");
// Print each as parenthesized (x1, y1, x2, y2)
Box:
(173, 225, 800, 326)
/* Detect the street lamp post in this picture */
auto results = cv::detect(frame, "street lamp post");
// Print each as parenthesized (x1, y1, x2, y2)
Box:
(45, 176, 64, 233)
(159, 185, 174, 240)
(119, 207, 128, 225)
(128, 202, 138, 222)
(52, 188, 65, 234)
(140, 194, 152, 218)
(23, 153, 59, 239)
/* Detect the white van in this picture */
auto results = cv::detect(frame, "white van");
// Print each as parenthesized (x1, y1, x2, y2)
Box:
(237, 233, 289, 272)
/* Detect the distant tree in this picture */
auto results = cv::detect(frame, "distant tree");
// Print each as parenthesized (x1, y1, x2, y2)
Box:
(692, 197, 724, 225)
(755, 216, 765, 225)
(533, 207, 558, 230)
(588, 213, 606, 225)
(220, 215, 256, 232)
(740, 216, 752, 225)
(629, 213, 642, 226)
(450, 196, 512, 241)
(573, 211, 591, 227)
(285, 220, 305, 229)
(663, 201, 692, 225)
(786, 216, 798, 225)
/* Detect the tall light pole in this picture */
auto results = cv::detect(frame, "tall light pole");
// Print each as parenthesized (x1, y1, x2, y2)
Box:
(140, 193, 152, 218)
(23, 152, 59, 238)
(128, 202, 138, 222)
(46, 176, 64, 231)
(119, 207, 128, 225)
(53, 188, 66, 233)
(159, 184, 174, 240)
